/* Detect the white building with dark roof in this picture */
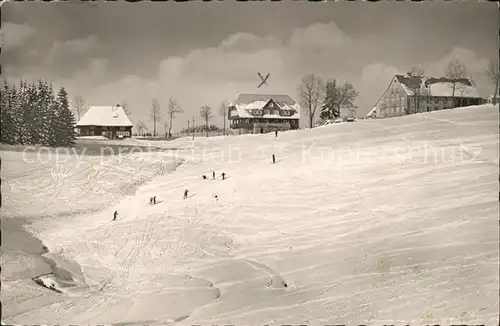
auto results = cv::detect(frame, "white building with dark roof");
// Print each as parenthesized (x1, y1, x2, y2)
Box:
(228, 94, 300, 133)
(76, 105, 133, 139)
(373, 73, 483, 119)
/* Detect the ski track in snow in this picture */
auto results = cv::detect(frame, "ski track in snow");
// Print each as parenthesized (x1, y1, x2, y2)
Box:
(1, 105, 499, 325)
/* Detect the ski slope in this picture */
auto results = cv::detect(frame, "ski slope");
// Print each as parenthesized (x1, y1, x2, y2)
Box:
(2, 105, 499, 325)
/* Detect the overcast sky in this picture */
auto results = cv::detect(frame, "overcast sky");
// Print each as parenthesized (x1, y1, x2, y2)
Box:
(2, 1, 498, 131)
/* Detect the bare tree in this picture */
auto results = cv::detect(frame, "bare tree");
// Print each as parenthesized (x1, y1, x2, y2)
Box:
(410, 66, 425, 77)
(444, 59, 467, 109)
(486, 58, 499, 105)
(219, 101, 228, 135)
(149, 99, 162, 136)
(200, 105, 213, 137)
(136, 120, 147, 136)
(297, 74, 325, 128)
(120, 101, 132, 117)
(72, 95, 87, 121)
(167, 97, 183, 138)
(407, 67, 426, 113)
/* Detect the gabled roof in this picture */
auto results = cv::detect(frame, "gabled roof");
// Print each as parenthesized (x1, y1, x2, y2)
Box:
(76, 106, 133, 127)
(394, 75, 480, 98)
(229, 94, 300, 120)
(230, 93, 297, 106)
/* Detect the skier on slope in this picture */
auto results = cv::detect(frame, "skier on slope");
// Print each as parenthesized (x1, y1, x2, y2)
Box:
(221, 172, 226, 180)
(153, 196, 157, 205)
(272, 154, 276, 164)
(183, 189, 189, 199)
(113, 210, 118, 221)
(213, 171, 216, 179)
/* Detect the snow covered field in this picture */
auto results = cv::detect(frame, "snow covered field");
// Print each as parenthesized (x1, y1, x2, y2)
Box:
(1, 105, 499, 325)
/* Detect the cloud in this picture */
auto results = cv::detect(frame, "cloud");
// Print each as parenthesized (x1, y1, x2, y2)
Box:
(426, 46, 490, 78)
(1, 22, 35, 51)
(359, 63, 402, 109)
(43, 35, 99, 77)
(10, 21, 494, 132)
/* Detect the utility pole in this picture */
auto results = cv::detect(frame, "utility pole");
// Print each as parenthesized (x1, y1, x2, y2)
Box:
(192, 116, 195, 141)
(188, 120, 190, 136)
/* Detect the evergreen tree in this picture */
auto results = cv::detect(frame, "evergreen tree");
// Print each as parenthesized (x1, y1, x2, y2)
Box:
(320, 79, 339, 120)
(57, 87, 76, 147)
(320, 79, 358, 121)
(35, 80, 55, 146)
(0, 82, 17, 144)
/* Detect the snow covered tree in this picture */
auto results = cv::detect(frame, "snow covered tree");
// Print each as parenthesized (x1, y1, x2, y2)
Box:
(0, 81, 18, 144)
(34, 81, 56, 146)
(56, 87, 76, 147)
(0, 79, 75, 147)
(320, 79, 358, 120)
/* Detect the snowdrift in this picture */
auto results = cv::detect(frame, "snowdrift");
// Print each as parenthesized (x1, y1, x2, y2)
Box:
(1, 105, 498, 325)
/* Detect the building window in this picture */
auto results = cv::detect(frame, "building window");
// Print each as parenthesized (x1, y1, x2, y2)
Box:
(434, 97, 439, 104)
(273, 110, 279, 115)
(443, 98, 448, 104)
(264, 110, 269, 115)
(116, 130, 130, 137)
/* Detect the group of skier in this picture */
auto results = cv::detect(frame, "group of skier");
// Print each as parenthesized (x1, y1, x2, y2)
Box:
(113, 131, 281, 221)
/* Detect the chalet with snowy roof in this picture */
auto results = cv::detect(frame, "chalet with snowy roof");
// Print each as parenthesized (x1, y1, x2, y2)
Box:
(373, 72, 482, 119)
(76, 105, 133, 139)
(228, 94, 300, 133)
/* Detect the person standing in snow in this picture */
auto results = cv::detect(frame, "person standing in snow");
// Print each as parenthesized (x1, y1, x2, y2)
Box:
(214, 194, 219, 202)
(213, 171, 216, 180)
(272, 154, 276, 164)
(202, 175, 207, 180)
(183, 189, 189, 199)
(113, 210, 118, 221)
(153, 196, 156, 205)
(149, 197, 153, 204)
(221, 172, 226, 180)
(275, 131, 278, 137)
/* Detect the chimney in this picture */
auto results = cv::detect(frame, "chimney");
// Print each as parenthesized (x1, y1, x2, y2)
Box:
(407, 72, 413, 77)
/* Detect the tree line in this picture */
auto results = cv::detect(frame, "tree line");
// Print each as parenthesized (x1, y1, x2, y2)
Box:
(136, 98, 229, 138)
(297, 74, 359, 128)
(1, 79, 76, 147)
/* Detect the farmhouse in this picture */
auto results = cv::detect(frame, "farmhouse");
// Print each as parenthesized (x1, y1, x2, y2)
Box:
(76, 105, 133, 139)
(373, 73, 483, 118)
(228, 94, 300, 133)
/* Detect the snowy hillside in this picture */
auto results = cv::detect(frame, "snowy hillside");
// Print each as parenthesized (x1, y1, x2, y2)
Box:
(1, 105, 499, 325)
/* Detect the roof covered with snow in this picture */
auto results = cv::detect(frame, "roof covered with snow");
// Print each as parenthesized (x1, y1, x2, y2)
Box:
(366, 107, 377, 117)
(230, 94, 300, 120)
(76, 106, 133, 127)
(231, 93, 297, 106)
(394, 75, 480, 98)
